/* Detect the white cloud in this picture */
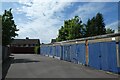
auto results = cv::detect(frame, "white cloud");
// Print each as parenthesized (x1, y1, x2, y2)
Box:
(15, 1, 118, 43)
(13, 7, 24, 14)
(1, 0, 119, 43)
(1, 0, 120, 2)
(15, 0, 72, 43)
(70, 2, 106, 23)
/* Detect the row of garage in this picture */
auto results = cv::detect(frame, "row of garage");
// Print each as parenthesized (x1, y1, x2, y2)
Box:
(40, 33, 120, 74)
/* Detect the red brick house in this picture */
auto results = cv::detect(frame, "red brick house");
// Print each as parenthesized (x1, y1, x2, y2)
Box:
(10, 37, 40, 54)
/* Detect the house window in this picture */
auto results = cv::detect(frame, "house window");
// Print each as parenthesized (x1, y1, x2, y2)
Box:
(33, 44, 35, 46)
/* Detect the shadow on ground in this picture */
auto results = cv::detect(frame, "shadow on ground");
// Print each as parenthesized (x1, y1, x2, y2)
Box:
(2, 55, 40, 80)
(2, 56, 14, 80)
(12, 59, 40, 64)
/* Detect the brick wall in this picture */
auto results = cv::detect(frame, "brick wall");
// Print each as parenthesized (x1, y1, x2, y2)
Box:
(10, 47, 35, 54)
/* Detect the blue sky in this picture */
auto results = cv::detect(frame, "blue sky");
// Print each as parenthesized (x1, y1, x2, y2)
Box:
(1, 0, 119, 43)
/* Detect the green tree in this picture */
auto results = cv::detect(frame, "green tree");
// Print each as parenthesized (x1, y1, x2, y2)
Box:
(0, 15, 2, 23)
(84, 19, 90, 37)
(85, 17, 97, 37)
(106, 28, 115, 34)
(95, 13, 106, 35)
(56, 25, 68, 41)
(56, 16, 84, 41)
(0, 15, 2, 45)
(56, 13, 114, 42)
(85, 13, 106, 37)
(67, 16, 84, 40)
(2, 8, 19, 46)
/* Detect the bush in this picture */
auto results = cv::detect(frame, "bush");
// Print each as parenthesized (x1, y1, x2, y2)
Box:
(34, 46, 40, 54)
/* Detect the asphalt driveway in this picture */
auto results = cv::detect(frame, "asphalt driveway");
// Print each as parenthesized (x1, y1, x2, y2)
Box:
(4, 54, 119, 78)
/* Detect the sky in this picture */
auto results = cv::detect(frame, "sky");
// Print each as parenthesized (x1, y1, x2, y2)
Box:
(1, 0, 119, 43)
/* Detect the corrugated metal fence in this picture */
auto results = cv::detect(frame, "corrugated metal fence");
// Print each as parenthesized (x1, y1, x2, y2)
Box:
(40, 33, 120, 74)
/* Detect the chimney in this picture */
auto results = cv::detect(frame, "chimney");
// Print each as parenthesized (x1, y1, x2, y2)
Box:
(26, 37, 29, 39)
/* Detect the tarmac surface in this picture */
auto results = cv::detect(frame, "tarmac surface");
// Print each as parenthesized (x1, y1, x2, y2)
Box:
(4, 54, 119, 78)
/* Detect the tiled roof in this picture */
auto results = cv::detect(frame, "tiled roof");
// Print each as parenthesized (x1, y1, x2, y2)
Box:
(11, 39, 40, 45)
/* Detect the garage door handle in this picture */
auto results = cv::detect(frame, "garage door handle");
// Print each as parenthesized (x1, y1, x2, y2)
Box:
(99, 55, 101, 57)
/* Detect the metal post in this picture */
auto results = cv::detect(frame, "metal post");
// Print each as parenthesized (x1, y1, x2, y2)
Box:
(85, 40, 89, 66)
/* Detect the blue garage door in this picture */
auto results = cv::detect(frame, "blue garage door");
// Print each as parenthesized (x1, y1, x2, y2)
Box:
(88, 43, 101, 70)
(62, 45, 66, 61)
(41, 46, 46, 55)
(66, 45, 71, 62)
(89, 41, 119, 73)
(76, 43, 86, 65)
(62, 45, 70, 61)
(55, 45, 61, 57)
(100, 41, 118, 73)
(70, 44, 78, 64)
(107, 41, 118, 73)
(49, 46, 53, 56)
(99, 42, 109, 71)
